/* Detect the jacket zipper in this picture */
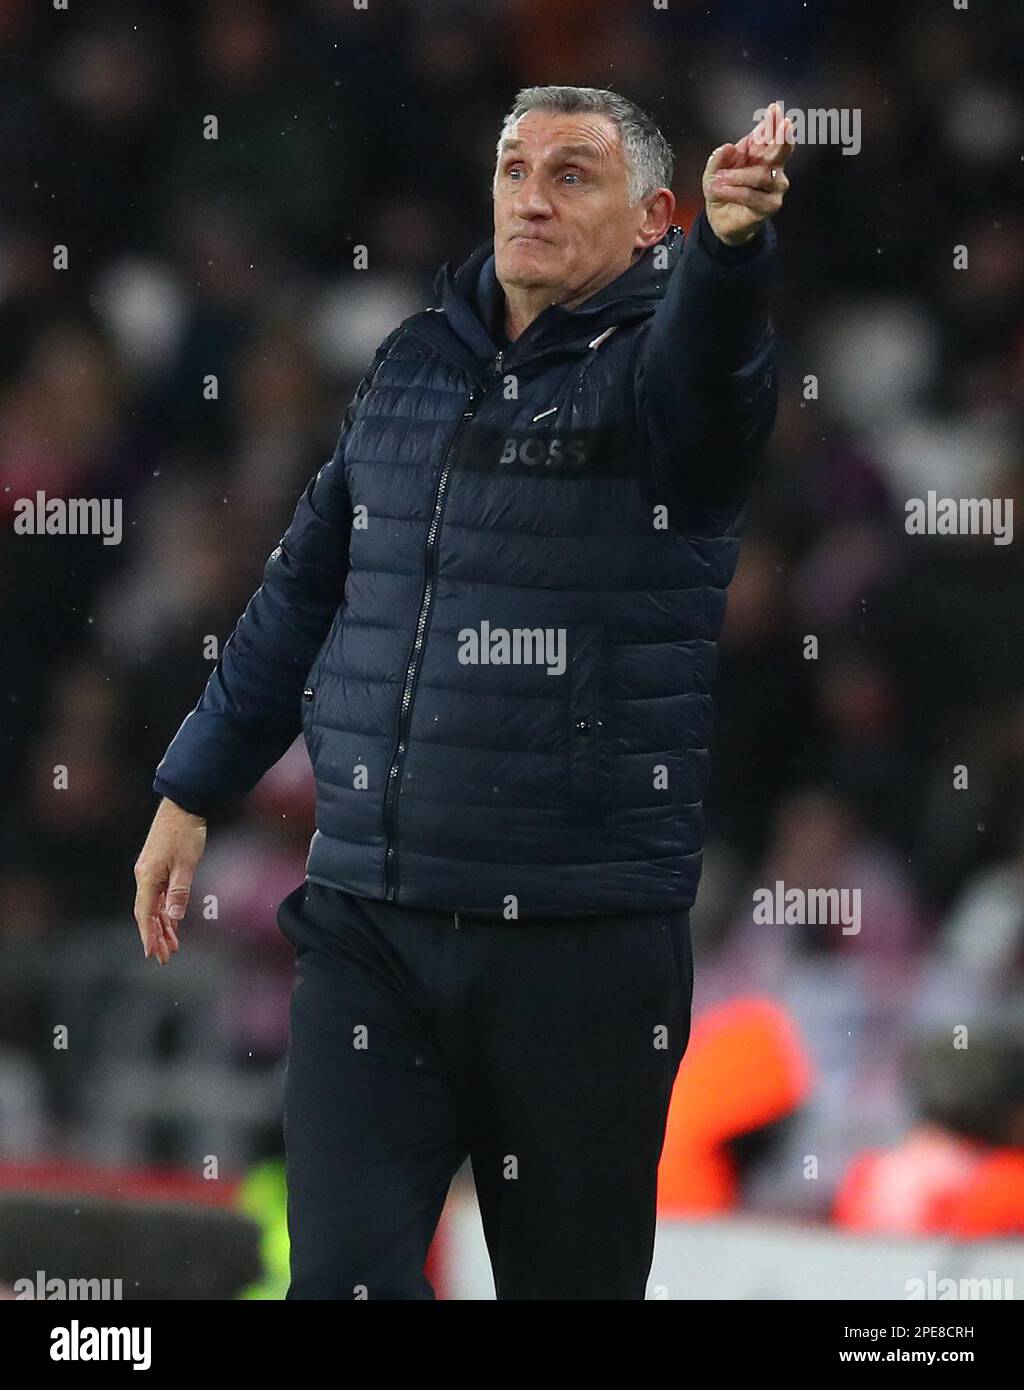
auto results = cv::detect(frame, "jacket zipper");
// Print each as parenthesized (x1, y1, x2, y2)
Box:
(381, 354, 503, 902)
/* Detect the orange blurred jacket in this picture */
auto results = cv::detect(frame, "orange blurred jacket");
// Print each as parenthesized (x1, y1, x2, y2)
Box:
(657, 997, 814, 1215)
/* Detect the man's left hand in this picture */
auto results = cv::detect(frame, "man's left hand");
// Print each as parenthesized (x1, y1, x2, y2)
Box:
(703, 100, 794, 247)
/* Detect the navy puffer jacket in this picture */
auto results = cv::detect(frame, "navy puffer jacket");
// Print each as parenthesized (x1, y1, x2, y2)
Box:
(154, 210, 777, 916)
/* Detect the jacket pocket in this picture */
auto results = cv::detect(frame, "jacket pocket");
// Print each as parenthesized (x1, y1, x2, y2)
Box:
(301, 665, 322, 739)
(302, 606, 344, 731)
(567, 624, 606, 819)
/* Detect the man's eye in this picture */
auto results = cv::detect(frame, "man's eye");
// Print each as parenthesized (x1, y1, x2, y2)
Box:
(562, 172, 581, 184)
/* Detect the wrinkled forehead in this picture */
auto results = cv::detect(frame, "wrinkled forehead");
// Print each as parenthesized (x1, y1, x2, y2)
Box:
(496, 108, 625, 167)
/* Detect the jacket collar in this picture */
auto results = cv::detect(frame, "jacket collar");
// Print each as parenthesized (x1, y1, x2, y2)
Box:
(429, 224, 684, 371)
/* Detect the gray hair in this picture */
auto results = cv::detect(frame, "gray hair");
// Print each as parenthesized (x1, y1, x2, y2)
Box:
(493, 85, 674, 205)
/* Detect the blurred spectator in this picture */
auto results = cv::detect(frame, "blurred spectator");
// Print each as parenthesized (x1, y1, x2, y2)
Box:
(834, 1034, 1024, 1239)
(934, 808, 1024, 988)
(658, 997, 814, 1217)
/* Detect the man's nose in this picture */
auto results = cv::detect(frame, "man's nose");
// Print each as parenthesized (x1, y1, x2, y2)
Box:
(512, 175, 554, 219)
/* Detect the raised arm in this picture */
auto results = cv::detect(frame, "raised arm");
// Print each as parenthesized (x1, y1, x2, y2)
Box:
(636, 102, 793, 515)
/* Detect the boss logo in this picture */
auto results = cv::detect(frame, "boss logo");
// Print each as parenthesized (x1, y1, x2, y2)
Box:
(498, 435, 589, 469)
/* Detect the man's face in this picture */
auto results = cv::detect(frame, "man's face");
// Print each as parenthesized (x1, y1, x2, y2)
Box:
(493, 110, 651, 306)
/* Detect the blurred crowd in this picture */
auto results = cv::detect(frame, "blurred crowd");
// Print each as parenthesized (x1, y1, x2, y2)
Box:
(1, 0, 1023, 1238)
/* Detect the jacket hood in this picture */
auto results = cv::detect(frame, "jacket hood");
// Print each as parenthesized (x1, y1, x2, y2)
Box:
(431, 223, 685, 367)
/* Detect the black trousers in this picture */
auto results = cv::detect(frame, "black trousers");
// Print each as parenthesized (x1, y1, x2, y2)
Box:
(275, 880, 694, 1300)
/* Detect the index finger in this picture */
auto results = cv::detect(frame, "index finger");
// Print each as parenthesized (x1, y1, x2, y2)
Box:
(745, 102, 789, 166)
(763, 102, 796, 167)
(134, 875, 161, 956)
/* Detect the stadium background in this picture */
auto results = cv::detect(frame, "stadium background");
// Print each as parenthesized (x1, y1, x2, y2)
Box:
(0, 0, 1022, 1298)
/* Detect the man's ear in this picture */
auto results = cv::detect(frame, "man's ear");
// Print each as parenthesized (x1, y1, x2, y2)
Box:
(635, 188, 675, 250)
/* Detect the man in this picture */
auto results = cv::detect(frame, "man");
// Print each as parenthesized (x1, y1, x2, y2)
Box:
(135, 86, 792, 1300)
